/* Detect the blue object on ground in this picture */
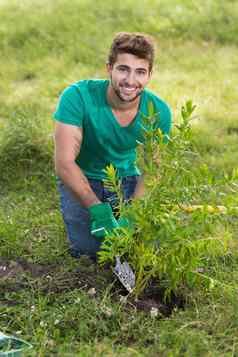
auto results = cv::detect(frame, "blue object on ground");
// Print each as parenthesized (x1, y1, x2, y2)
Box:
(0, 331, 32, 357)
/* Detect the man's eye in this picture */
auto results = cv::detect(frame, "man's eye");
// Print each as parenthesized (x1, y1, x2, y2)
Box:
(137, 70, 146, 76)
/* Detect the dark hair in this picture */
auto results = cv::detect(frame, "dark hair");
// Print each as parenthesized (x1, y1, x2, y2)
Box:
(108, 32, 155, 72)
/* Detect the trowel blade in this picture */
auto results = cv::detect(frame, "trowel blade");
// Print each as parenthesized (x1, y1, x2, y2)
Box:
(113, 256, 135, 293)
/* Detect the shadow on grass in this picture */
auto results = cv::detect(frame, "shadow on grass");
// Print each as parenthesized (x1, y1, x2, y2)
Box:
(0, 137, 54, 194)
(0, 102, 55, 193)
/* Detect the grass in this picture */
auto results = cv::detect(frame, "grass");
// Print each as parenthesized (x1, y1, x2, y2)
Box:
(0, 0, 238, 355)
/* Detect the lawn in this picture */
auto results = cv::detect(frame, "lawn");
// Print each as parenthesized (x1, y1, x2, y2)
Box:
(0, 0, 238, 355)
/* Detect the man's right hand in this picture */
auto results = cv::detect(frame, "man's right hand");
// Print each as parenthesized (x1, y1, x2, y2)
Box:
(89, 203, 119, 238)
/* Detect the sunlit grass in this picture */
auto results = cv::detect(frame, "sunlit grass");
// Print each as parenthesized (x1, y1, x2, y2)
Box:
(0, 0, 238, 355)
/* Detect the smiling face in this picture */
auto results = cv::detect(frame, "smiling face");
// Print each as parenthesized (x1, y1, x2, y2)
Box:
(107, 53, 152, 105)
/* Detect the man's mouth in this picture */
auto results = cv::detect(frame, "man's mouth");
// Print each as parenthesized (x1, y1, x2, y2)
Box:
(110, 77, 143, 102)
(120, 86, 137, 95)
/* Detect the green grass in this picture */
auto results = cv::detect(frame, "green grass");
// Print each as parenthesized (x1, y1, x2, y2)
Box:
(0, 0, 238, 355)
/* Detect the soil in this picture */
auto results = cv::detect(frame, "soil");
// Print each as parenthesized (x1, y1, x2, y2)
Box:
(0, 257, 184, 316)
(133, 283, 185, 317)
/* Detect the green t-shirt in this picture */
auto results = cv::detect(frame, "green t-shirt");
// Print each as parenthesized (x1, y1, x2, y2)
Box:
(53, 79, 172, 180)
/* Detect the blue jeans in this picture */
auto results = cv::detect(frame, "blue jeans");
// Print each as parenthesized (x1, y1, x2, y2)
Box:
(57, 176, 138, 258)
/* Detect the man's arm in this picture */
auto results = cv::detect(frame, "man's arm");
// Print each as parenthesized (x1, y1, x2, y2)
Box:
(132, 145, 160, 200)
(131, 175, 145, 199)
(54, 122, 101, 208)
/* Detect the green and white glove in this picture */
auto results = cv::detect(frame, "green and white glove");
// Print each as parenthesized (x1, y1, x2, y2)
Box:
(89, 202, 119, 238)
(117, 216, 132, 229)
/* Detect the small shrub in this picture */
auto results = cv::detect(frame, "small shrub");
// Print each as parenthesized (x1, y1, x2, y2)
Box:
(98, 101, 233, 299)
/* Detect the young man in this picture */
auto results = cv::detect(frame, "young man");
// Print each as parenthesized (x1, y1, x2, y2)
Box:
(53, 32, 172, 259)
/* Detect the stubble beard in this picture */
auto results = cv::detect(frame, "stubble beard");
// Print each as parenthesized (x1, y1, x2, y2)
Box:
(110, 76, 143, 103)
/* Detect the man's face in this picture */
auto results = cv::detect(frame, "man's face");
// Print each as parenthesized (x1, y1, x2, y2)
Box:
(107, 53, 152, 103)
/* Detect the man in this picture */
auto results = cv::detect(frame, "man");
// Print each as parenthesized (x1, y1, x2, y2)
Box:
(53, 32, 172, 259)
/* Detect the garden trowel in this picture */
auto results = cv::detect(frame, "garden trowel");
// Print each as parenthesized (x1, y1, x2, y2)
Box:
(113, 255, 135, 293)
(92, 197, 136, 293)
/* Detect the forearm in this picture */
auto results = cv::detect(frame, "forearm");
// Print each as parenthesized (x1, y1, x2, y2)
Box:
(131, 175, 145, 200)
(56, 162, 101, 208)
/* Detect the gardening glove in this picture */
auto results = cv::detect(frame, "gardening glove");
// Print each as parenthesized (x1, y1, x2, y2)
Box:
(117, 216, 133, 230)
(89, 202, 119, 239)
(117, 199, 134, 231)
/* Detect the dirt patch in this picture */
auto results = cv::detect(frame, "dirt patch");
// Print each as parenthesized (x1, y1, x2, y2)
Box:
(0, 258, 54, 279)
(0, 257, 113, 297)
(134, 286, 185, 317)
(111, 280, 185, 317)
(0, 258, 184, 316)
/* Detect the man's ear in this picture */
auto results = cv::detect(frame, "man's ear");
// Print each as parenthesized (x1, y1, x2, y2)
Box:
(106, 62, 113, 75)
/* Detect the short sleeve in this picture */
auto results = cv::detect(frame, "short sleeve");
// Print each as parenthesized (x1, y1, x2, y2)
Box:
(53, 84, 85, 127)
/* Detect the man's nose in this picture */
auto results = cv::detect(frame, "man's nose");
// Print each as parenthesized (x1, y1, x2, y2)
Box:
(125, 71, 136, 84)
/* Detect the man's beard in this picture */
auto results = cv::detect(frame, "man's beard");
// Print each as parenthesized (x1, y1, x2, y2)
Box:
(110, 77, 143, 103)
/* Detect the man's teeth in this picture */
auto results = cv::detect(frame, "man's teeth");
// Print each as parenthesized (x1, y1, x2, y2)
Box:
(123, 87, 136, 92)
